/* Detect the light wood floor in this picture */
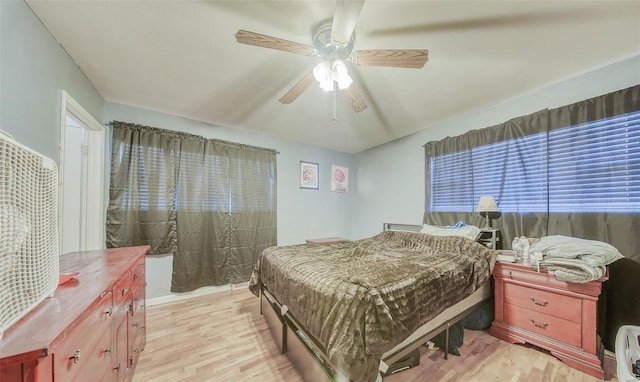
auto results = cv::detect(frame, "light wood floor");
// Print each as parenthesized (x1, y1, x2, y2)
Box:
(133, 288, 617, 382)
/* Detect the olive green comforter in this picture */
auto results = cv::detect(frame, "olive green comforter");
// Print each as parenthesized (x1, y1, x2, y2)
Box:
(249, 230, 493, 382)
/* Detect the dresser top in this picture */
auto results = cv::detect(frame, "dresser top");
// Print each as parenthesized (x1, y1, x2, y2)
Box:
(0, 246, 149, 363)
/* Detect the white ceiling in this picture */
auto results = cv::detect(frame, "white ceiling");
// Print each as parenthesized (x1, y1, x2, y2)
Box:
(27, 1, 640, 153)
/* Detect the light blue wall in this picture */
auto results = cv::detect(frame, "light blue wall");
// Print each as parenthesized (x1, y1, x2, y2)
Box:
(0, 0, 104, 161)
(351, 55, 640, 240)
(105, 102, 356, 299)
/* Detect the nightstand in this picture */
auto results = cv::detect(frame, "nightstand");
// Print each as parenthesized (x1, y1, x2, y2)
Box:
(489, 259, 607, 379)
(305, 237, 348, 244)
(476, 228, 502, 249)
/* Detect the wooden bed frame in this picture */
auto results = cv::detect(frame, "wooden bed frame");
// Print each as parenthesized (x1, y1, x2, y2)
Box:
(258, 223, 494, 381)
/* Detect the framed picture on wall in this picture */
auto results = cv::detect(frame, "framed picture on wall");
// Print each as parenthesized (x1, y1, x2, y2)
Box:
(300, 161, 319, 189)
(330, 164, 348, 192)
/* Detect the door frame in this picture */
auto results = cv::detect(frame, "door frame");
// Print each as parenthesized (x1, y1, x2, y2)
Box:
(59, 90, 105, 252)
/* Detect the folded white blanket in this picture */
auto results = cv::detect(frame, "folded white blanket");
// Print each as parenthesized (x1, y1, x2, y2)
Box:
(530, 235, 624, 283)
(539, 258, 607, 283)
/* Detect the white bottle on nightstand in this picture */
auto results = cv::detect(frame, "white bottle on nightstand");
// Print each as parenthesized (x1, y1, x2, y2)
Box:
(511, 237, 522, 260)
(520, 237, 530, 260)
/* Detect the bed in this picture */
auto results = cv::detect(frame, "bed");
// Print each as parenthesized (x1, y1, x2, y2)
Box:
(249, 224, 495, 381)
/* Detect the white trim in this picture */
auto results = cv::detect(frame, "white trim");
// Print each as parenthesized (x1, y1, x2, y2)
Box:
(84, 129, 105, 249)
(146, 283, 248, 307)
(61, 91, 103, 132)
(59, 91, 106, 252)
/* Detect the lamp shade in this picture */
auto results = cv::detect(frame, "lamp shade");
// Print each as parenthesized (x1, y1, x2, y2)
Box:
(477, 195, 499, 212)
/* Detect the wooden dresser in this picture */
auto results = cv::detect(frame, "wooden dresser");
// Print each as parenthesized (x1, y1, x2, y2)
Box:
(490, 260, 607, 379)
(0, 246, 148, 382)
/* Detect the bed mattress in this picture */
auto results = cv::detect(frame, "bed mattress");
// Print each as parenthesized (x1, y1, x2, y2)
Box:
(250, 230, 494, 381)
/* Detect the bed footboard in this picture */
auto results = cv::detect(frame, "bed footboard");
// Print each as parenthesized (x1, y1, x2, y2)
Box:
(261, 286, 346, 381)
(260, 284, 489, 381)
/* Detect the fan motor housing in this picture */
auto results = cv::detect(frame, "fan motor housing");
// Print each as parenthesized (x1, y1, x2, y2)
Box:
(312, 18, 354, 60)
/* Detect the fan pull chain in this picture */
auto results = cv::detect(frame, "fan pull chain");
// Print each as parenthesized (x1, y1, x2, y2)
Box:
(332, 81, 338, 122)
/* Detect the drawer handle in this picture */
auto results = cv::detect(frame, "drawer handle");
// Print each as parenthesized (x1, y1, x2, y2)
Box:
(508, 270, 512, 276)
(104, 307, 113, 317)
(71, 350, 81, 364)
(132, 322, 138, 327)
(114, 363, 121, 372)
(122, 287, 129, 296)
(529, 297, 548, 307)
(134, 273, 139, 280)
(529, 317, 548, 329)
(104, 345, 111, 354)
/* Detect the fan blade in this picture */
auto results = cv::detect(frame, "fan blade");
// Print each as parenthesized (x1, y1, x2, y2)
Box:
(279, 72, 315, 104)
(346, 83, 367, 113)
(331, 0, 365, 47)
(352, 49, 429, 68)
(235, 30, 316, 56)
(370, 10, 587, 37)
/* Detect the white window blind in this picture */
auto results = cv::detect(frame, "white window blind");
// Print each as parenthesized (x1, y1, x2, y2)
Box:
(549, 112, 640, 212)
(430, 111, 640, 213)
(430, 150, 473, 211)
(116, 144, 173, 211)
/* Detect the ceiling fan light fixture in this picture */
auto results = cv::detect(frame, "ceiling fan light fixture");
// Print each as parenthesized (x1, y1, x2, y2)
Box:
(313, 60, 352, 92)
(331, 60, 352, 90)
(313, 61, 334, 91)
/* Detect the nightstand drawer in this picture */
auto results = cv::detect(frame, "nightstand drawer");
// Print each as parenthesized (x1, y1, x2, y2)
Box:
(493, 265, 549, 284)
(504, 283, 581, 322)
(504, 303, 582, 347)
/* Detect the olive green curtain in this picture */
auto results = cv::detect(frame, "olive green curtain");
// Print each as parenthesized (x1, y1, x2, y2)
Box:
(424, 85, 640, 262)
(107, 123, 184, 254)
(545, 86, 640, 262)
(171, 137, 277, 291)
(107, 122, 277, 291)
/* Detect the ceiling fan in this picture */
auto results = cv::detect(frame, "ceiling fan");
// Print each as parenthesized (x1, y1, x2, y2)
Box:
(234, 0, 429, 113)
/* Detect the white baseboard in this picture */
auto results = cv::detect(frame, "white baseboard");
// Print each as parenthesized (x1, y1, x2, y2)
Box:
(146, 282, 248, 307)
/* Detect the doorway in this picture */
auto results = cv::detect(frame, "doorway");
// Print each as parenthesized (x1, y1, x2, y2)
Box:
(59, 91, 105, 253)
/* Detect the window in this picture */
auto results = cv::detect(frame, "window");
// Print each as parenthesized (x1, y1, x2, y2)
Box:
(429, 111, 640, 213)
(107, 122, 277, 290)
(548, 112, 640, 212)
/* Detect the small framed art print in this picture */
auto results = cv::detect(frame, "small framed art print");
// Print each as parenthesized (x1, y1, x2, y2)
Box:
(300, 161, 319, 189)
(330, 165, 348, 192)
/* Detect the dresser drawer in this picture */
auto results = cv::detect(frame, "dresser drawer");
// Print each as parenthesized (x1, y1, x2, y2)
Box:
(132, 259, 145, 287)
(129, 282, 146, 355)
(58, 326, 113, 382)
(113, 270, 133, 308)
(53, 292, 113, 380)
(503, 283, 582, 322)
(504, 303, 582, 347)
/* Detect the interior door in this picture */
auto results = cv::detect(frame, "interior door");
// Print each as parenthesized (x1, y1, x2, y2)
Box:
(59, 91, 105, 254)
(61, 117, 87, 253)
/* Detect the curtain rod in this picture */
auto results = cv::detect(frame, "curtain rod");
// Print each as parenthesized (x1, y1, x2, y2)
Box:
(105, 121, 279, 154)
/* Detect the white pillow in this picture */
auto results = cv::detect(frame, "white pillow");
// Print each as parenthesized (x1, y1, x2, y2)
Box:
(529, 235, 624, 265)
(419, 224, 481, 241)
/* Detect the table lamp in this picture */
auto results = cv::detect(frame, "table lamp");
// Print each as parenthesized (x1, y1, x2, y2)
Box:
(477, 195, 501, 228)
